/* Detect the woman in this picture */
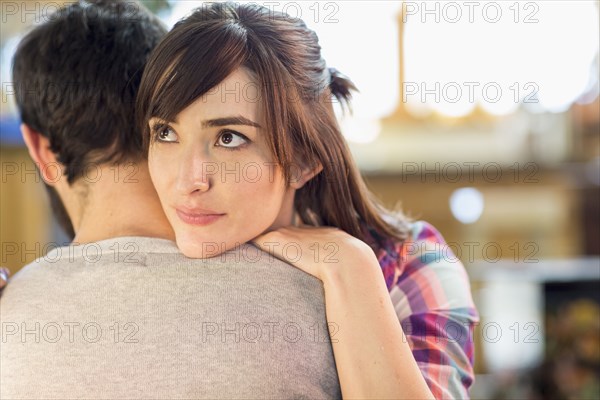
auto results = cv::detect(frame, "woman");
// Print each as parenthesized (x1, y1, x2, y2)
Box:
(136, 2, 479, 398)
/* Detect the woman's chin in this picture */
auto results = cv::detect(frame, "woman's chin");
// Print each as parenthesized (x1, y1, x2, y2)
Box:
(176, 236, 247, 259)
(177, 240, 222, 259)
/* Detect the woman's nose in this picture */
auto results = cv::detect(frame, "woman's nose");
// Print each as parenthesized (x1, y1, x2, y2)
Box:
(175, 147, 213, 195)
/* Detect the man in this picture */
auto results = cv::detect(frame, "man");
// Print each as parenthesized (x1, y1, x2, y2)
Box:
(0, 1, 341, 398)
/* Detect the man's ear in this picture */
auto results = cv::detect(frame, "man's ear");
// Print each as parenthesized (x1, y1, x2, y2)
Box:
(20, 123, 62, 186)
(290, 161, 324, 189)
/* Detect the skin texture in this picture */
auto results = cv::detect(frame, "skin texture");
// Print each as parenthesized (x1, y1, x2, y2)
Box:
(147, 68, 316, 258)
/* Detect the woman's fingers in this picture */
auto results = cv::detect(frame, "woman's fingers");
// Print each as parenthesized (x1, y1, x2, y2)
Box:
(252, 229, 323, 280)
(252, 225, 363, 282)
(0, 267, 10, 291)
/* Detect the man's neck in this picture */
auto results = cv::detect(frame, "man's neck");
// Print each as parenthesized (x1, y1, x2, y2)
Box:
(62, 162, 175, 244)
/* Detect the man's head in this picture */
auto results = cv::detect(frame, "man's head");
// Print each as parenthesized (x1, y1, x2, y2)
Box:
(12, 0, 167, 238)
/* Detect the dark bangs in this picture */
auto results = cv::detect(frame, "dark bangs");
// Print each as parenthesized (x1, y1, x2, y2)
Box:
(138, 3, 323, 191)
(137, 19, 249, 150)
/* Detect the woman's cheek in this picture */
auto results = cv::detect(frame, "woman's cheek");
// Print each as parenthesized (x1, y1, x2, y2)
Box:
(148, 150, 173, 202)
(227, 169, 272, 222)
(260, 173, 288, 218)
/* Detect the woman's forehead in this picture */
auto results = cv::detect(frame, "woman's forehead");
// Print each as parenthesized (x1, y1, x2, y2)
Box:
(184, 68, 262, 121)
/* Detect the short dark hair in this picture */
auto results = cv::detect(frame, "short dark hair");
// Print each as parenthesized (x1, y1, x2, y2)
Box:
(12, 0, 167, 237)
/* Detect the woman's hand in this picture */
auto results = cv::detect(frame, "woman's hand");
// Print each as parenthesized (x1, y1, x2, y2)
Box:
(251, 225, 379, 284)
(0, 267, 10, 295)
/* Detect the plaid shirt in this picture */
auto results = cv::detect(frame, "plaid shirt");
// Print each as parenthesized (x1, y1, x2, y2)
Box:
(367, 220, 480, 399)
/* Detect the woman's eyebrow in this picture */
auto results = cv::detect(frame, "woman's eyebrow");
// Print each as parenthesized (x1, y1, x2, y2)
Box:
(201, 116, 262, 129)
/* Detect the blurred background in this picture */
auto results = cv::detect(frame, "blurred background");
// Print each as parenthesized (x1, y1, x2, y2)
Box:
(1, 1, 599, 398)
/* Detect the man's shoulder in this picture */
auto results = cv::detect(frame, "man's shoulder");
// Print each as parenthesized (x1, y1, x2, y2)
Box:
(1, 237, 316, 296)
(0, 237, 178, 301)
(8, 236, 179, 274)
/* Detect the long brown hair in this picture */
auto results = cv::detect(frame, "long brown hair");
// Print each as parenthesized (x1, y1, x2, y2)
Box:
(136, 2, 415, 253)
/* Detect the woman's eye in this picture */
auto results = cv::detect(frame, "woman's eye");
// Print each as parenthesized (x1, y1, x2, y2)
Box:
(154, 125, 178, 142)
(217, 130, 248, 149)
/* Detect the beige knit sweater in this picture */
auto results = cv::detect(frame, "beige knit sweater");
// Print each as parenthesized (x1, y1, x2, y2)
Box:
(0, 236, 341, 399)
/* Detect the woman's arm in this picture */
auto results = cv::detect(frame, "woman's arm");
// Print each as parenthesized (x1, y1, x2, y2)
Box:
(253, 222, 479, 399)
(321, 250, 436, 399)
(253, 226, 435, 399)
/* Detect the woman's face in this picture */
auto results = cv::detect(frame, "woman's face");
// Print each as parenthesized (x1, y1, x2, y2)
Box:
(148, 67, 297, 258)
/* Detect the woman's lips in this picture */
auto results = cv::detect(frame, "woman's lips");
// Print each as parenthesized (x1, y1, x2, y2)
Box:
(175, 209, 225, 226)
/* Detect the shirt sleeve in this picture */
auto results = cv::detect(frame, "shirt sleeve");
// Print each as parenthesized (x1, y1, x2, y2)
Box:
(387, 220, 480, 400)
